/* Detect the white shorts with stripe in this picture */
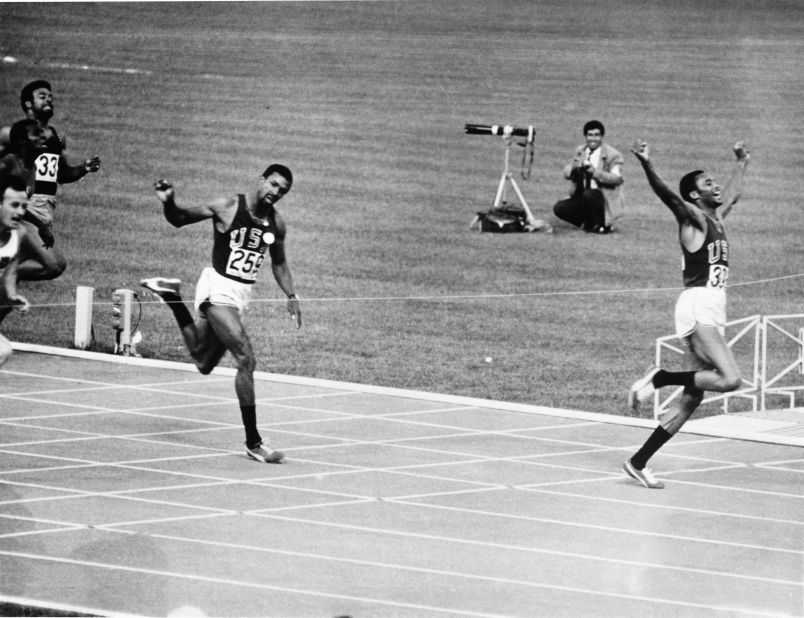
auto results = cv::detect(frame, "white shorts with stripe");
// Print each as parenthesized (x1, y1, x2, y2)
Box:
(194, 267, 253, 314)
(674, 286, 727, 338)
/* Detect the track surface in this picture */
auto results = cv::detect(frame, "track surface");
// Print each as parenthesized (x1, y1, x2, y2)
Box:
(1, 351, 801, 617)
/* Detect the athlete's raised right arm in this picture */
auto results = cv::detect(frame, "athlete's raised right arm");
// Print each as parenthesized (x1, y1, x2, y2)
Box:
(631, 140, 697, 226)
(153, 180, 233, 228)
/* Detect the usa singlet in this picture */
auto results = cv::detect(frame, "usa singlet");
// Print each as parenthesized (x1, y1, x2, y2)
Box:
(0, 230, 19, 272)
(211, 195, 276, 284)
(682, 215, 728, 289)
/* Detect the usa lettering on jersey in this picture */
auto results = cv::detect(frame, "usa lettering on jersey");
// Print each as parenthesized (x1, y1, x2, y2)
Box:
(224, 226, 273, 281)
(708, 239, 728, 263)
(707, 239, 728, 289)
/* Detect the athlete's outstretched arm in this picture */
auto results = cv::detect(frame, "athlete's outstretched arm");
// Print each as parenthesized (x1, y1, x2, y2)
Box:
(56, 154, 101, 184)
(631, 140, 696, 225)
(153, 180, 232, 228)
(720, 141, 750, 219)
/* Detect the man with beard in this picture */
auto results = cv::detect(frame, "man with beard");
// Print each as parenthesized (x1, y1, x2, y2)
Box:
(0, 80, 101, 280)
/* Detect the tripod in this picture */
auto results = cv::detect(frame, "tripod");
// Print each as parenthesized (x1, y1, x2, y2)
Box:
(492, 127, 539, 231)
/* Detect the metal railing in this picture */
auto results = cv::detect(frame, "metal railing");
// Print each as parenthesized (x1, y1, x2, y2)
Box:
(761, 314, 804, 411)
(653, 314, 803, 418)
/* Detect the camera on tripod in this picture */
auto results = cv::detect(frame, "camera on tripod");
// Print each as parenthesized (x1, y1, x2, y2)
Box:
(464, 122, 551, 233)
(464, 123, 534, 142)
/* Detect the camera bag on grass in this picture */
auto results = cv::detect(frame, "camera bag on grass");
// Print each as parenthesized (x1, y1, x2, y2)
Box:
(472, 205, 529, 233)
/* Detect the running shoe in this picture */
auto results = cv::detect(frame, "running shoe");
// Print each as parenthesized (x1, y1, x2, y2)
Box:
(245, 441, 284, 464)
(623, 459, 665, 489)
(140, 277, 181, 300)
(628, 367, 660, 413)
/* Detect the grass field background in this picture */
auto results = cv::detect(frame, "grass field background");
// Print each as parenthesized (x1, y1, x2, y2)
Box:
(0, 0, 801, 416)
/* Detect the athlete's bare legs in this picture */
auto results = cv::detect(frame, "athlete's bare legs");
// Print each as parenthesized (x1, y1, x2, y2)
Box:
(625, 323, 742, 487)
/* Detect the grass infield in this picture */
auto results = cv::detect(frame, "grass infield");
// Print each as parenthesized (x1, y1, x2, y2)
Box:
(0, 0, 801, 417)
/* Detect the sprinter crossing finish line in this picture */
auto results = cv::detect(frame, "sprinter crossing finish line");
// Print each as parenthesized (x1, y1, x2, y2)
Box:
(624, 139, 750, 489)
(140, 165, 300, 464)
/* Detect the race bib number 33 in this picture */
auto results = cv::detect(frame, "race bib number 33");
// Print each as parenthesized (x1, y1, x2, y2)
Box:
(35, 153, 59, 182)
(226, 249, 264, 281)
(34, 153, 59, 196)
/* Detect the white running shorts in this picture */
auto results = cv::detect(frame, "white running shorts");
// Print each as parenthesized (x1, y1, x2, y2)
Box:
(674, 286, 727, 338)
(194, 266, 253, 314)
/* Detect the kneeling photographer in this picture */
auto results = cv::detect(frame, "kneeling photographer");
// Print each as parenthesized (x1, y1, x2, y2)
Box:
(553, 120, 624, 234)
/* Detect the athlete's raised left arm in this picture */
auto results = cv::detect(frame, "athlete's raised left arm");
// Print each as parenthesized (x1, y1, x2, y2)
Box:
(268, 214, 301, 329)
(720, 141, 750, 219)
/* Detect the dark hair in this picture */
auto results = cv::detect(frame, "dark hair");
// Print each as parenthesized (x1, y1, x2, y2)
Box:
(679, 170, 705, 204)
(9, 119, 39, 148)
(20, 80, 51, 112)
(262, 164, 293, 187)
(0, 173, 29, 200)
(583, 120, 605, 136)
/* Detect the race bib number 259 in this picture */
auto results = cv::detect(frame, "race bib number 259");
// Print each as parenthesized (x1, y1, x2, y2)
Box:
(226, 249, 264, 281)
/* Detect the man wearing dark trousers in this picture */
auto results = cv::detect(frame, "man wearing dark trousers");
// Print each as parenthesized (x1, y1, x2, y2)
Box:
(553, 120, 624, 234)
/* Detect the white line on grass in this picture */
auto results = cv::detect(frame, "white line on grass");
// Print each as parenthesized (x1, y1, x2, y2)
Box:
(17, 271, 804, 313)
(42, 271, 800, 308)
